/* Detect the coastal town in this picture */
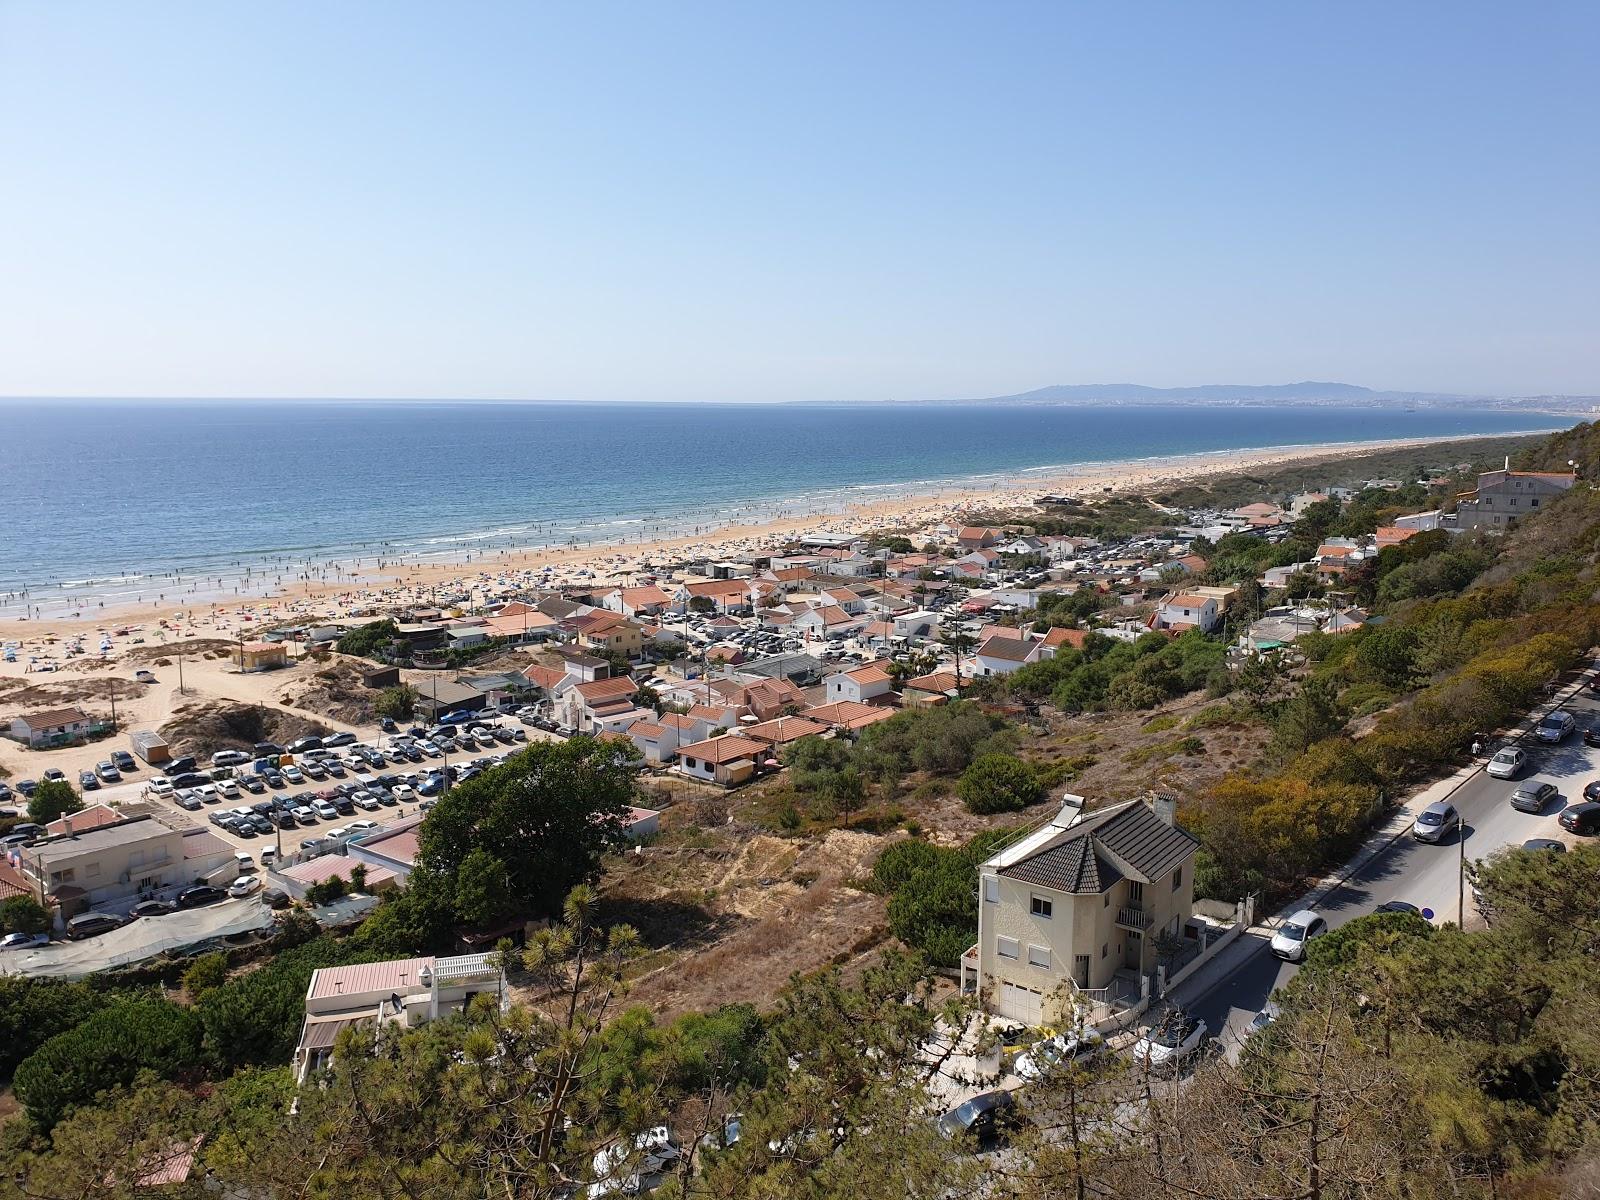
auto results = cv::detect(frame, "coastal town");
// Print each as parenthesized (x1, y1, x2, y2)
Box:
(3, 440, 1593, 1147)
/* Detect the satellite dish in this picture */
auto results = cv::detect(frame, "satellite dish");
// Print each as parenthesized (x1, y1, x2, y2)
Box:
(1421, 907, 1435, 921)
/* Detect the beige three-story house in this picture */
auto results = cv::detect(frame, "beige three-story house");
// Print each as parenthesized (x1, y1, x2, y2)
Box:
(966, 796, 1200, 1026)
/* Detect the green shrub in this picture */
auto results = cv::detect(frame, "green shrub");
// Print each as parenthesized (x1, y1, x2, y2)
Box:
(957, 753, 1043, 815)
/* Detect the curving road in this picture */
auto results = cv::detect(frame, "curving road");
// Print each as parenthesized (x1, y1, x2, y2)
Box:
(1183, 683, 1600, 1044)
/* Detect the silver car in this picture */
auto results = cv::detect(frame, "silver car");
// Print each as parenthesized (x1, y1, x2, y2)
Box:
(1412, 801, 1458, 844)
(1485, 748, 1526, 779)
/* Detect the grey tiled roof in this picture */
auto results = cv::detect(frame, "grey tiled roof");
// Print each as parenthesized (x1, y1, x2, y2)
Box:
(998, 802, 1198, 894)
(1001, 836, 1122, 894)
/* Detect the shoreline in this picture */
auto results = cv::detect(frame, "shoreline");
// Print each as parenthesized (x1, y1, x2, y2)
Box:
(0, 428, 1547, 636)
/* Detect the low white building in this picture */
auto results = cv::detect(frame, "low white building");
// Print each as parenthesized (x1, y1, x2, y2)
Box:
(824, 662, 894, 705)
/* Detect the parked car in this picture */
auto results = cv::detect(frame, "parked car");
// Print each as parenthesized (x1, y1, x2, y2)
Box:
(129, 899, 179, 918)
(252, 742, 284, 758)
(1585, 726, 1600, 749)
(79, 770, 100, 791)
(1412, 801, 1459, 844)
(1522, 838, 1566, 852)
(227, 875, 262, 897)
(301, 760, 327, 780)
(313, 800, 338, 820)
(287, 736, 324, 754)
(0, 931, 50, 950)
(293, 805, 318, 825)
(282, 765, 305, 785)
(1374, 899, 1421, 916)
(1535, 711, 1575, 744)
(111, 750, 137, 772)
(96, 761, 122, 782)
(1510, 782, 1558, 813)
(237, 774, 266, 794)
(324, 731, 356, 748)
(1558, 802, 1600, 835)
(174, 790, 203, 810)
(216, 779, 241, 799)
(177, 885, 227, 908)
(1013, 1028, 1104, 1081)
(1131, 1012, 1210, 1070)
(347, 819, 380, 834)
(353, 792, 381, 811)
(211, 750, 250, 768)
(15, 780, 37, 798)
(936, 1090, 1021, 1149)
(262, 887, 291, 909)
(1270, 909, 1328, 962)
(66, 912, 124, 940)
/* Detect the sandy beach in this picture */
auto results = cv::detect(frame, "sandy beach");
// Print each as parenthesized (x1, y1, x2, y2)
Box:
(0, 431, 1524, 649)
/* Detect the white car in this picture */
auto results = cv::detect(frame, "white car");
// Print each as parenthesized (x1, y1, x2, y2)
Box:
(259, 846, 278, 868)
(326, 826, 350, 842)
(1485, 747, 1527, 779)
(313, 800, 338, 820)
(347, 819, 380, 834)
(589, 1126, 681, 1198)
(1013, 1028, 1104, 1081)
(234, 851, 254, 870)
(353, 792, 381, 811)
(1130, 1014, 1208, 1071)
(1270, 908, 1328, 962)
(216, 779, 241, 799)
(227, 875, 262, 897)
(392, 784, 416, 802)
(282, 765, 305, 785)
(147, 777, 174, 797)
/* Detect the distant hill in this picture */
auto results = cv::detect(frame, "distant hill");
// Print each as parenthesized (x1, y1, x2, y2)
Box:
(938, 381, 1600, 411)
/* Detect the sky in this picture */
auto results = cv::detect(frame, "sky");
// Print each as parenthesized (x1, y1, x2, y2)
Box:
(1, 2, 1597, 403)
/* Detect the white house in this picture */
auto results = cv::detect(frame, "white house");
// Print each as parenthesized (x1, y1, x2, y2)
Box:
(973, 635, 1042, 677)
(823, 662, 894, 705)
(1151, 592, 1221, 634)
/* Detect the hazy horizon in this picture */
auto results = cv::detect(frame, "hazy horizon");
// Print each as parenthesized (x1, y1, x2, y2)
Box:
(3, 3, 1598, 401)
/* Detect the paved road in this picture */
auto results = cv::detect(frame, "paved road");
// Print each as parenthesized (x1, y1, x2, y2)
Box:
(1185, 686, 1600, 1044)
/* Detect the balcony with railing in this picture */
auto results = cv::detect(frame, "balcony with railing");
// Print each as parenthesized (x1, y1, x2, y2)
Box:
(1115, 905, 1152, 931)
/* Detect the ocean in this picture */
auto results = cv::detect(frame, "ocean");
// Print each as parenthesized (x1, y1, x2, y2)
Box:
(0, 399, 1569, 613)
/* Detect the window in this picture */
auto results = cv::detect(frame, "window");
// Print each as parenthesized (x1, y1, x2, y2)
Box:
(1073, 954, 1090, 987)
(683, 758, 697, 769)
(1101, 942, 1109, 959)
(1509, 498, 1518, 507)
(983, 876, 999, 904)
(1172, 865, 1183, 892)
(85, 862, 101, 878)
(1030, 895, 1053, 919)
(1531, 498, 1540, 507)
(1103, 892, 1110, 907)
(1126, 881, 1144, 903)
(1027, 944, 1051, 968)
(997, 936, 1020, 960)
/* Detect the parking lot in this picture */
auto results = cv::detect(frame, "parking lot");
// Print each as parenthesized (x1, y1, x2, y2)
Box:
(58, 709, 561, 867)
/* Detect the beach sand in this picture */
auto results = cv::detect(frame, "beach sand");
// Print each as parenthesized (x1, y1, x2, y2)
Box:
(0, 432, 1503, 651)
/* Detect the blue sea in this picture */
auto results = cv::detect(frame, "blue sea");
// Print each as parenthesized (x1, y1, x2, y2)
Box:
(0, 399, 1569, 614)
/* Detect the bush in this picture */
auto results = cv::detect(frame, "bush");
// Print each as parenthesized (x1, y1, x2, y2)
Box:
(0, 896, 49, 935)
(0, 977, 109, 1080)
(181, 951, 230, 995)
(957, 753, 1043, 815)
(13, 999, 203, 1130)
(336, 619, 399, 659)
(373, 685, 418, 720)
(196, 936, 370, 1069)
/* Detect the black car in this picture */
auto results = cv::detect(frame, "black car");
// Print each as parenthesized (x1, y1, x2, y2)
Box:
(111, 750, 138, 772)
(171, 772, 211, 790)
(79, 770, 100, 790)
(129, 899, 179, 919)
(249, 814, 273, 834)
(237, 774, 266, 794)
(1584, 780, 1600, 803)
(936, 1090, 1021, 1150)
(1375, 900, 1420, 916)
(1558, 802, 1600, 835)
(1522, 838, 1566, 853)
(379, 717, 398, 733)
(264, 772, 286, 788)
(276, 811, 298, 829)
(1510, 782, 1558, 813)
(334, 795, 355, 814)
(1585, 727, 1600, 748)
(253, 742, 284, 758)
(287, 736, 324, 754)
(165, 756, 198, 776)
(178, 885, 227, 908)
(261, 887, 291, 910)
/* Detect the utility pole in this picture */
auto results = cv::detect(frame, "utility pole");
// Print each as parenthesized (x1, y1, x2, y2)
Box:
(108, 676, 118, 733)
(1457, 810, 1467, 928)
(177, 650, 186, 695)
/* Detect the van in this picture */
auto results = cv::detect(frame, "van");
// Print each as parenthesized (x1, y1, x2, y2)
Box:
(66, 912, 124, 940)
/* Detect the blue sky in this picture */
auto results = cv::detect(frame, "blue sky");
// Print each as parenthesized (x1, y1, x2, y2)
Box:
(2, 2, 1596, 402)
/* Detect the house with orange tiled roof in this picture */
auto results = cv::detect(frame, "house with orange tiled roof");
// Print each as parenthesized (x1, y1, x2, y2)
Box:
(558, 675, 644, 734)
(628, 711, 709, 764)
(957, 526, 1001, 549)
(599, 584, 673, 618)
(824, 661, 895, 705)
(802, 700, 897, 735)
(743, 714, 831, 750)
(674, 734, 767, 786)
(1375, 525, 1421, 549)
(902, 670, 959, 707)
(1039, 626, 1089, 656)
(1152, 592, 1221, 634)
(674, 578, 753, 614)
(571, 610, 644, 660)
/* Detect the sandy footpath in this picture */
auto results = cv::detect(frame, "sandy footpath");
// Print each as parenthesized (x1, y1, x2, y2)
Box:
(0, 432, 1503, 650)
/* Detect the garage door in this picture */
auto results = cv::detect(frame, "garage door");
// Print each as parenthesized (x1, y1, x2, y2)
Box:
(997, 982, 1043, 1025)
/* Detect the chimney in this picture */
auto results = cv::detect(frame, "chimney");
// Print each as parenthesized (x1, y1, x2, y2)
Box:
(63, 815, 74, 838)
(1151, 794, 1177, 827)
